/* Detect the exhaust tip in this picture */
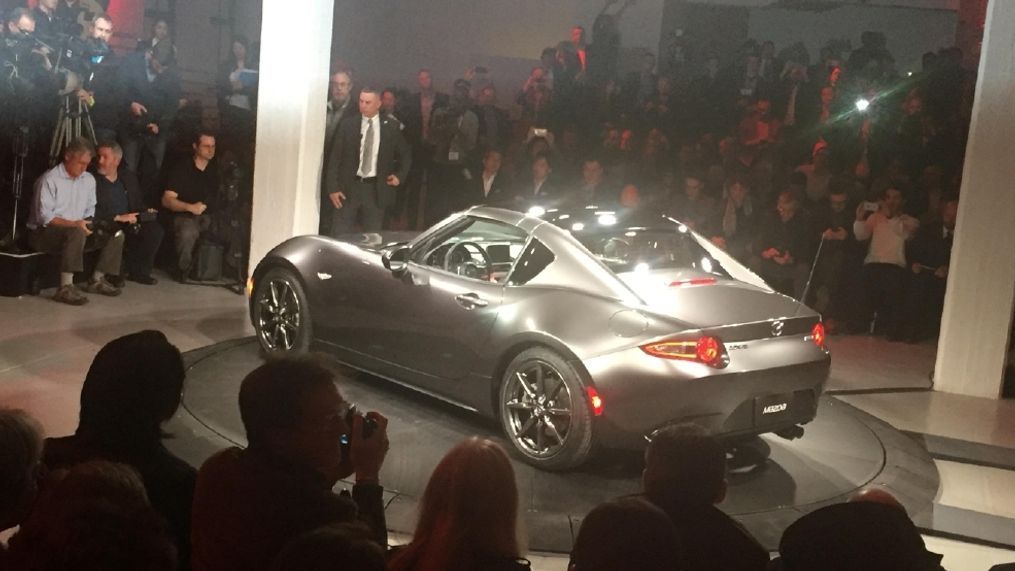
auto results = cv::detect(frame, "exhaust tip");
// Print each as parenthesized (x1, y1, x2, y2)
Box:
(775, 425, 805, 440)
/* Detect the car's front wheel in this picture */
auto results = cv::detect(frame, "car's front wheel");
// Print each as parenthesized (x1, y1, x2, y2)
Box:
(499, 347, 595, 470)
(253, 268, 312, 354)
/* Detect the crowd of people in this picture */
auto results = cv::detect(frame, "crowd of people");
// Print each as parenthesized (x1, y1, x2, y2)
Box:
(319, 21, 972, 343)
(2, 1, 973, 335)
(1, 3, 254, 303)
(0, 330, 966, 570)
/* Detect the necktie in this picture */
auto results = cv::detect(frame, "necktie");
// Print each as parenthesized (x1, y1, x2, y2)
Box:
(361, 118, 375, 175)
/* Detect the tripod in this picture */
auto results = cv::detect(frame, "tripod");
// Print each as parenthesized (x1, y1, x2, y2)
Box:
(49, 93, 96, 165)
(0, 126, 30, 254)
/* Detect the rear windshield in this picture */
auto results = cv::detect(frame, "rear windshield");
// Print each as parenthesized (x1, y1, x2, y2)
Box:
(575, 228, 732, 277)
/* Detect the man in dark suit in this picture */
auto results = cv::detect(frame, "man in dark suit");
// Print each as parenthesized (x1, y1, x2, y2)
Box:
(461, 149, 512, 209)
(473, 85, 510, 154)
(319, 69, 355, 234)
(511, 153, 558, 208)
(897, 197, 957, 342)
(401, 69, 449, 228)
(324, 87, 411, 235)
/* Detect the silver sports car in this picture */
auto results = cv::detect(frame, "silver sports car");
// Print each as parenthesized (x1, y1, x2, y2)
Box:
(248, 206, 830, 470)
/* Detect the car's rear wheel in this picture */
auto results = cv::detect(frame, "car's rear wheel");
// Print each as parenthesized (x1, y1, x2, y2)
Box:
(499, 347, 595, 470)
(253, 268, 312, 354)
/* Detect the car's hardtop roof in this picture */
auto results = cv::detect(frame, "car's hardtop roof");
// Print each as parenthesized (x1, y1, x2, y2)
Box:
(468, 205, 686, 234)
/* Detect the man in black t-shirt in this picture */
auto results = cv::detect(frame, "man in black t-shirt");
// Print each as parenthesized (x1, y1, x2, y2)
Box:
(161, 132, 218, 281)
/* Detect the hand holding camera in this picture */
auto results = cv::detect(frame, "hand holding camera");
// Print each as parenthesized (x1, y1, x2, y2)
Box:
(77, 219, 93, 236)
(348, 410, 389, 483)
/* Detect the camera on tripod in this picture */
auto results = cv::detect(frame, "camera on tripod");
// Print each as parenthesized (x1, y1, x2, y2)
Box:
(47, 35, 110, 165)
(51, 33, 109, 94)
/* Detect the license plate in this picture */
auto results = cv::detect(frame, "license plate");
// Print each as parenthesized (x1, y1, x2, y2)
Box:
(754, 393, 793, 425)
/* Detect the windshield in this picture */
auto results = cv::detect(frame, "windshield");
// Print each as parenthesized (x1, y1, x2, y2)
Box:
(575, 227, 732, 277)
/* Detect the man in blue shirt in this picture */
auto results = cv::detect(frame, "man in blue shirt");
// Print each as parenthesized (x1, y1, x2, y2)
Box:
(27, 138, 124, 305)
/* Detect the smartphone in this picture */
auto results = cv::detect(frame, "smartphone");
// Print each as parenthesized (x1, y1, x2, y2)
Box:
(862, 201, 880, 212)
(137, 211, 157, 222)
(533, 128, 548, 138)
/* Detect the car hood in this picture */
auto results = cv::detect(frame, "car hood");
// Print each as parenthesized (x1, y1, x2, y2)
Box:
(617, 270, 811, 329)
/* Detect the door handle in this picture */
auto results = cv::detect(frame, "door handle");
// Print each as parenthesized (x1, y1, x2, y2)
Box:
(455, 293, 489, 309)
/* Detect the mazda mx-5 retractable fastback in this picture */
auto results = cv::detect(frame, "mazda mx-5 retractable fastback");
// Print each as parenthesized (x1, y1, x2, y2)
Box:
(249, 206, 829, 470)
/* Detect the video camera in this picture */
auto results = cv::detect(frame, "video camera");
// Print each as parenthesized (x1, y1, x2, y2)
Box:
(51, 33, 110, 89)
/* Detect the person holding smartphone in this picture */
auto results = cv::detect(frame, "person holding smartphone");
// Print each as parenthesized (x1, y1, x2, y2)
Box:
(853, 183, 920, 338)
(192, 356, 390, 571)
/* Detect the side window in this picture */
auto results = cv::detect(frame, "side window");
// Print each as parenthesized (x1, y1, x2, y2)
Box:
(508, 239, 555, 285)
(411, 217, 529, 283)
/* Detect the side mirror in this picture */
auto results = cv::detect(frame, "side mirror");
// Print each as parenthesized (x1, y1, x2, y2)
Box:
(382, 245, 410, 275)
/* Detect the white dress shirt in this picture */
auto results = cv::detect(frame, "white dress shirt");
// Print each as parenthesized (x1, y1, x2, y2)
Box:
(357, 115, 381, 178)
(854, 212, 919, 267)
(483, 172, 497, 197)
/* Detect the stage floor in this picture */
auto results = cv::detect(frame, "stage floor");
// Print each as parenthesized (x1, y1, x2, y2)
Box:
(169, 338, 939, 552)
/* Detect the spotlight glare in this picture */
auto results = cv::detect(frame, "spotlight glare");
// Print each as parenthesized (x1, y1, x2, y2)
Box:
(598, 213, 617, 226)
(855, 98, 871, 112)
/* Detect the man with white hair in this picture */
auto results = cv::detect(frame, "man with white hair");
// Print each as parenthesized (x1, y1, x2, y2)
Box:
(28, 137, 124, 305)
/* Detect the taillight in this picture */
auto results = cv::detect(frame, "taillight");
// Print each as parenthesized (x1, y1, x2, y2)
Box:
(586, 386, 604, 416)
(811, 322, 826, 348)
(641, 336, 729, 368)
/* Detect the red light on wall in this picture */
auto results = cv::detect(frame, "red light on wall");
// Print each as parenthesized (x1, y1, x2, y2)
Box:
(586, 386, 604, 416)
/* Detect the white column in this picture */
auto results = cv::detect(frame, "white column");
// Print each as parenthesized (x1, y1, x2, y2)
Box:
(933, 0, 1015, 399)
(248, 0, 334, 272)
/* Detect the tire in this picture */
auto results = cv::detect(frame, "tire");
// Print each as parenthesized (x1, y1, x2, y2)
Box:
(252, 268, 313, 354)
(498, 347, 595, 470)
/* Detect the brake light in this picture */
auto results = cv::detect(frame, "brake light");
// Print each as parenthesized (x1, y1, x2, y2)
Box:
(811, 322, 826, 348)
(668, 278, 717, 287)
(586, 387, 604, 416)
(641, 336, 728, 368)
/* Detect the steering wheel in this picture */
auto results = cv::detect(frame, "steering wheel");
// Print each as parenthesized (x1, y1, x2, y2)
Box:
(443, 241, 493, 280)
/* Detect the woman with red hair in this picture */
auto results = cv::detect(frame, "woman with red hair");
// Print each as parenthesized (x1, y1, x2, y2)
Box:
(388, 437, 529, 571)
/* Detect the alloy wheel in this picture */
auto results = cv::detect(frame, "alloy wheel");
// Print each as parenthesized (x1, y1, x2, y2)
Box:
(503, 360, 574, 458)
(256, 278, 302, 351)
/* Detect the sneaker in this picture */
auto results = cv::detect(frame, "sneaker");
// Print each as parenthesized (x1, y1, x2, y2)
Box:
(84, 277, 122, 297)
(53, 284, 88, 306)
(106, 274, 126, 288)
(128, 274, 158, 286)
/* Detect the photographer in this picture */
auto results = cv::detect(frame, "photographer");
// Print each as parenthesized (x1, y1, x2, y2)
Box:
(118, 41, 181, 175)
(70, 14, 118, 141)
(1, 9, 55, 125)
(94, 141, 163, 285)
(26, 137, 123, 305)
(191, 356, 389, 570)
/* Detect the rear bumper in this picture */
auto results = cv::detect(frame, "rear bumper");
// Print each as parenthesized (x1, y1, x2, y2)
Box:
(582, 342, 830, 449)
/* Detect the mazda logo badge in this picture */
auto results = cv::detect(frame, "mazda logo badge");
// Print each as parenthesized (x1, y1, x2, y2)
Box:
(771, 320, 785, 337)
